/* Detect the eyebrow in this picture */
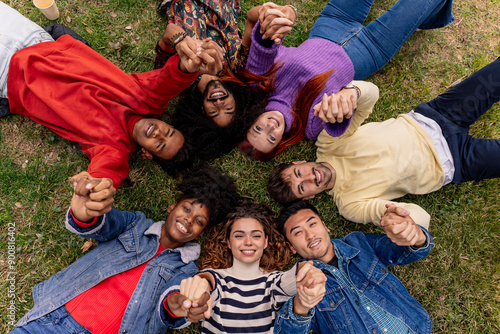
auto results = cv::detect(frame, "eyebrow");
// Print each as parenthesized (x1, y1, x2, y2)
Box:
(289, 216, 315, 234)
(232, 230, 264, 234)
(170, 129, 175, 137)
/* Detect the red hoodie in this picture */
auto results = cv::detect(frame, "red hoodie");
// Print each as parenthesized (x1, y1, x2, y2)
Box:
(7, 35, 197, 188)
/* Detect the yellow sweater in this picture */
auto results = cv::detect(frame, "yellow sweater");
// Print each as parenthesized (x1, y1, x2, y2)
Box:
(316, 81, 444, 229)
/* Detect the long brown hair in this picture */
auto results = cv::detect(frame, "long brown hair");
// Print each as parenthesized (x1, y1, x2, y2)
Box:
(201, 200, 291, 272)
(239, 68, 335, 161)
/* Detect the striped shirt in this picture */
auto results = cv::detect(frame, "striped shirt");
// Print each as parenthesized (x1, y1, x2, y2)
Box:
(200, 267, 296, 333)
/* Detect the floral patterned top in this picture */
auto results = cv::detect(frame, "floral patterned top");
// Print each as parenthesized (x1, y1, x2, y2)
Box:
(157, 0, 248, 73)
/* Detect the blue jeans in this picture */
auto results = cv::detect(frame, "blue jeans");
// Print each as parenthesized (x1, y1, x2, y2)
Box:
(308, 0, 454, 79)
(10, 306, 91, 334)
(414, 57, 500, 183)
(0, 2, 53, 98)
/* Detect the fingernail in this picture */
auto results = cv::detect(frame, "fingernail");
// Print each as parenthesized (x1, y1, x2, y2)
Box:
(73, 182, 77, 190)
(86, 183, 92, 189)
(403, 210, 410, 215)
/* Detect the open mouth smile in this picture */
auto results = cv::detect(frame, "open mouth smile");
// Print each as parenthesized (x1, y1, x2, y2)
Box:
(241, 250, 256, 255)
(269, 117, 280, 127)
(208, 89, 227, 100)
(145, 124, 154, 137)
(308, 240, 321, 249)
(176, 221, 190, 234)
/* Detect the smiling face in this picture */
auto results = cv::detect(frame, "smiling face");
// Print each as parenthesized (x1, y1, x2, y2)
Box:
(161, 199, 210, 249)
(132, 118, 184, 160)
(284, 209, 334, 263)
(246, 110, 285, 153)
(228, 218, 268, 265)
(202, 80, 236, 127)
(281, 161, 336, 200)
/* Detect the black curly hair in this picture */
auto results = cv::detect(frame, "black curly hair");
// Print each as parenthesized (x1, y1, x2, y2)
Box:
(267, 162, 297, 204)
(176, 164, 241, 227)
(151, 130, 196, 177)
(171, 81, 265, 160)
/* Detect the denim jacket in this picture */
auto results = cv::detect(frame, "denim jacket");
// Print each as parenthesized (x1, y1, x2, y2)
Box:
(16, 207, 200, 333)
(274, 230, 434, 334)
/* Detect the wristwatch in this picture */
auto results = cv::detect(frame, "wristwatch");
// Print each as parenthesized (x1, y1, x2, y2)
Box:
(341, 84, 360, 99)
(170, 31, 187, 50)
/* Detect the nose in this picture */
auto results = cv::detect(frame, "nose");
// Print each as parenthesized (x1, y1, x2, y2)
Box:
(185, 214, 193, 225)
(304, 229, 314, 241)
(303, 170, 315, 182)
(244, 235, 252, 245)
(213, 99, 224, 107)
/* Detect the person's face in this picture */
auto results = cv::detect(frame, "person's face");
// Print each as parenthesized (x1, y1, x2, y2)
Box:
(163, 199, 210, 247)
(281, 161, 335, 200)
(246, 111, 285, 153)
(284, 209, 334, 263)
(202, 80, 236, 127)
(228, 218, 268, 265)
(132, 118, 184, 160)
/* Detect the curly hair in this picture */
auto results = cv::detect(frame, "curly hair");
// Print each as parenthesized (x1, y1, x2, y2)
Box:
(175, 164, 241, 227)
(201, 199, 291, 272)
(171, 81, 266, 160)
(267, 163, 297, 204)
(152, 132, 195, 177)
(277, 201, 320, 241)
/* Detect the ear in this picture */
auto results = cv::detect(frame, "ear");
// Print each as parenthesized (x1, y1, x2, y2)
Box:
(303, 195, 315, 201)
(227, 239, 231, 249)
(322, 220, 331, 234)
(264, 235, 269, 250)
(292, 160, 307, 165)
(141, 148, 153, 160)
(288, 242, 297, 254)
(167, 202, 177, 213)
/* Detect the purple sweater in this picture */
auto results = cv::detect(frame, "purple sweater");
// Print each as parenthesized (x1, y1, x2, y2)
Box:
(246, 23, 355, 139)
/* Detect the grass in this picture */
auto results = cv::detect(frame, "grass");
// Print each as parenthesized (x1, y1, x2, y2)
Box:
(1, 0, 499, 332)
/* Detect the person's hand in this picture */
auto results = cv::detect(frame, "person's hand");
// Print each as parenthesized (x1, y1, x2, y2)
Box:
(70, 172, 116, 222)
(258, 2, 296, 43)
(294, 261, 326, 316)
(166, 290, 212, 322)
(380, 204, 427, 247)
(313, 90, 357, 124)
(179, 276, 213, 319)
(296, 261, 327, 288)
(176, 37, 223, 75)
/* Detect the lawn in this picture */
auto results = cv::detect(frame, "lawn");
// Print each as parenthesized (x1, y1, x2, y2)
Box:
(1, 0, 499, 333)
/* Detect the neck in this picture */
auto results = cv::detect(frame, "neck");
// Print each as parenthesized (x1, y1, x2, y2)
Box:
(226, 257, 263, 278)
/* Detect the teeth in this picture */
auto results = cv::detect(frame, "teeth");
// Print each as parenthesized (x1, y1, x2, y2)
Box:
(146, 125, 154, 136)
(316, 170, 322, 183)
(242, 250, 255, 255)
(177, 222, 188, 233)
(309, 241, 320, 248)
(210, 91, 225, 99)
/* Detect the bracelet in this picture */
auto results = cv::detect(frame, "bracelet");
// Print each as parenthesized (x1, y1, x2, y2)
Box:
(170, 31, 187, 50)
(341, 84, 360, 99)
(285, 5, 298, 21)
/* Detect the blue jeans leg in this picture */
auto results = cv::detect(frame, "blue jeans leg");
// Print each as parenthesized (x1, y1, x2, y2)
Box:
(9, 306, 91, 334)
(0, 2, 54, 98)
(309, 0, 454, 79)
(415, 57, 500, 183)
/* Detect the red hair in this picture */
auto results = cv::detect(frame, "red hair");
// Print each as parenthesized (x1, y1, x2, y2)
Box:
(240, 68, 336, 161)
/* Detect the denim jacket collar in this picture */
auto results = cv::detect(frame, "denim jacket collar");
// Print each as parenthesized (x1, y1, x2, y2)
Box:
(144, 221, 200, 264)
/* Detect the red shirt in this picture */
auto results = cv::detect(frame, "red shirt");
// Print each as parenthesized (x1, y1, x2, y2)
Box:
(7, 35, 197, 188)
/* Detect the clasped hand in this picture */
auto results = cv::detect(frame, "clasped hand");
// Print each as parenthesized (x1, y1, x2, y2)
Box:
(176, 36, 224, 75)
(313, 90, 357, 124)
(258, 2, 296, 44)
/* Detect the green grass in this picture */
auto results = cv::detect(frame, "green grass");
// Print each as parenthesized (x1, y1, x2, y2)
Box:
(1, 0, 499, 332)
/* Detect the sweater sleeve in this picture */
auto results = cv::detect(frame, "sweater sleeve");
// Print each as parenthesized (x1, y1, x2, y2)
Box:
(271, 266, 297, 311)
(338, 197, 431, 230)
(316, 81, 379, 145)
(85, 144, 130, 189)
(128, 55, 197, 114)
(245, 22, 281, 75)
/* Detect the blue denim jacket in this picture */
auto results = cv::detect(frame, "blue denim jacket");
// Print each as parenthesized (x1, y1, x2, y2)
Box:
(274, 230, 434, 334)
(16, 208, 200, 333)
